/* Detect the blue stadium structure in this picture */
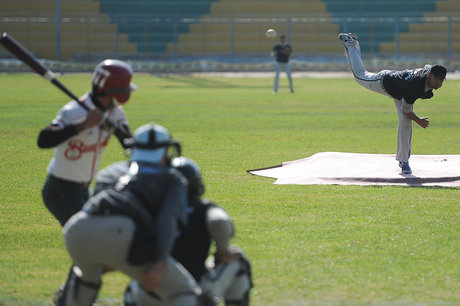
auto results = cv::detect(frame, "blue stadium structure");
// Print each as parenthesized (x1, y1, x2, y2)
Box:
(96, 0, 218, 53)
(322, 0, 440, 53)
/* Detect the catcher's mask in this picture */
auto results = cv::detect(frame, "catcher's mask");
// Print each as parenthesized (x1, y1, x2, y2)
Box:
(130, 123, 181, 164)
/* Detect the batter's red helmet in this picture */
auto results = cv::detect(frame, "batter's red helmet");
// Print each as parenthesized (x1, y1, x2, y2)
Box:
(92, 59, 136, 104)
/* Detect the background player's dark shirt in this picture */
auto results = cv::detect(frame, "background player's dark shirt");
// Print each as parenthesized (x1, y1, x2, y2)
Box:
(273, 44, 292, 63)
(382, 65, 434, 104)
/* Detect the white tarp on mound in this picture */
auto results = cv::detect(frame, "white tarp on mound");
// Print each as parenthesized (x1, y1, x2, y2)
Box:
(247, 152, 460, 187)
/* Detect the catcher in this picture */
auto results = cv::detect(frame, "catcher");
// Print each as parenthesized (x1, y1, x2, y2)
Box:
(92, 157, 253, 306)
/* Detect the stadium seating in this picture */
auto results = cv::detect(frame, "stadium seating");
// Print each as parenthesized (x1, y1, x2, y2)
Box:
(95, 0, 218, 53)
(204, 0, 330, 18)
(424, 0, 460, 17)
(166, 0, 340, 56)
(0, 0, 455, 60)
(321, 0, 440, 53)
(166, 0, 449, 56)
(380, 0, 460, 55)
(0, 0, 137, 60)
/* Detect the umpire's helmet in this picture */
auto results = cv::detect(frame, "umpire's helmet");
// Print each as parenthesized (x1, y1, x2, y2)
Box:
(172, 157, 205, 198)
(92, 59, 136, 104)
(130, 123, 181, 164)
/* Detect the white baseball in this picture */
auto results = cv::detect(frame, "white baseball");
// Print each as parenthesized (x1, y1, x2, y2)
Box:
(266, 29, 276, 38)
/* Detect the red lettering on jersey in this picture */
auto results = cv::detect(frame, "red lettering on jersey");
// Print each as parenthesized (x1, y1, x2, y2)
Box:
(64, 138, 110, 161)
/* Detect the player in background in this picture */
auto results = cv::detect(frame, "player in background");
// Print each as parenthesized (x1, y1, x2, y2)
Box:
(57, 123, 200, 306)
(37, 59, 136, 226)
(123, 157, 253, 306)
(338, 33, 447, 174)
(271, 34, 294, 93)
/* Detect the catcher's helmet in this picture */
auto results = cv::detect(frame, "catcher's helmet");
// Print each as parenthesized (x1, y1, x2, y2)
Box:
(130, 123, 181, 164)
(171, 157, 205, 198)
(92, 59, 136, 104)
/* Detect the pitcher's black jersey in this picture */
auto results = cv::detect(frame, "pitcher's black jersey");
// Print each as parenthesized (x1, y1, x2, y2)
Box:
(382, 65, 434, 104)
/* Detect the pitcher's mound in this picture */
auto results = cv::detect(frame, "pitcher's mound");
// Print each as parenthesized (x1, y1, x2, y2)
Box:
(247, 152, 460, 187)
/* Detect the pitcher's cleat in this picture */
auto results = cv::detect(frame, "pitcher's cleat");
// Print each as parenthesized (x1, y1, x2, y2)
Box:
(338, 33, 361, 55)
(399, 161, 412, 174)
(338, 33, 358, 42)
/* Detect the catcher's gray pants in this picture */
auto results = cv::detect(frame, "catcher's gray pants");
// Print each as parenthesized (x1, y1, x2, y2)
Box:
(274, 62, 293, 93)
(344, 41, 412, 163)
(62, 211, 200, 306)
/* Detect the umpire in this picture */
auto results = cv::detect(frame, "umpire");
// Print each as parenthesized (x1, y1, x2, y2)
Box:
(58, 123, 200, 305)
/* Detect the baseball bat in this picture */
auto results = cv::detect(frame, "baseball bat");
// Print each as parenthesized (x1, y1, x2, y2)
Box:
(0, 32, 89, 111)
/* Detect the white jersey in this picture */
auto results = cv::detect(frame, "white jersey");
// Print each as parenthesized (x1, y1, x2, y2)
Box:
(46, 93, 128, 183)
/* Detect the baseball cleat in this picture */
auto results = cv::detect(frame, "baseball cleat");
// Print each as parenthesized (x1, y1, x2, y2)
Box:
(338, 33, 361, 54)
(338, 33, 358, 42)
(399, 161, 412, 174)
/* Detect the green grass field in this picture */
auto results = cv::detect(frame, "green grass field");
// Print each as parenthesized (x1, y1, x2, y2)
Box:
(0, 73, 459, 305)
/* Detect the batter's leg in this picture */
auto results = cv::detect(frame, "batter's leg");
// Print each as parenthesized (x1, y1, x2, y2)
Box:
(58, 266, 101, 306)
(41, 175, 89, 226)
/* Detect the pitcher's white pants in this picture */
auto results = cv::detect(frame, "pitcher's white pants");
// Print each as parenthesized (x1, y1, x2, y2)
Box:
(394, 99, 412, 162)
(344, 42, 412, 162)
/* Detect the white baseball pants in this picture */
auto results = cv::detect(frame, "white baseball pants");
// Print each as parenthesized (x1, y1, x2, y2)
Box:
(344, 42, 412, 163)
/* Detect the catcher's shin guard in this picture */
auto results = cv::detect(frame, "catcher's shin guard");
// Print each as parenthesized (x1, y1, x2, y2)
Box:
(124, 280, 162, 306)
(224, 275, 252, 306)
(58, 266, 101, 306)
(224, 253, 253, 306)
(124, 280, 199, 306)
(201, 249, 253, 306)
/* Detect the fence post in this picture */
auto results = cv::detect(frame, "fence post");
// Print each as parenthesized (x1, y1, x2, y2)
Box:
(173, 18, 178, 59)
(370, 20, 374, 56)
(115, 23, 119, 58)
(395, 18, 400, 60)
(287, 17, 291, 42)
(447, 17, 452, 62)
(144, 20, 148, 55)
(56, 0, 61, 61)
(342, 19, 348, 34)
(230, 18, 235, 61)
